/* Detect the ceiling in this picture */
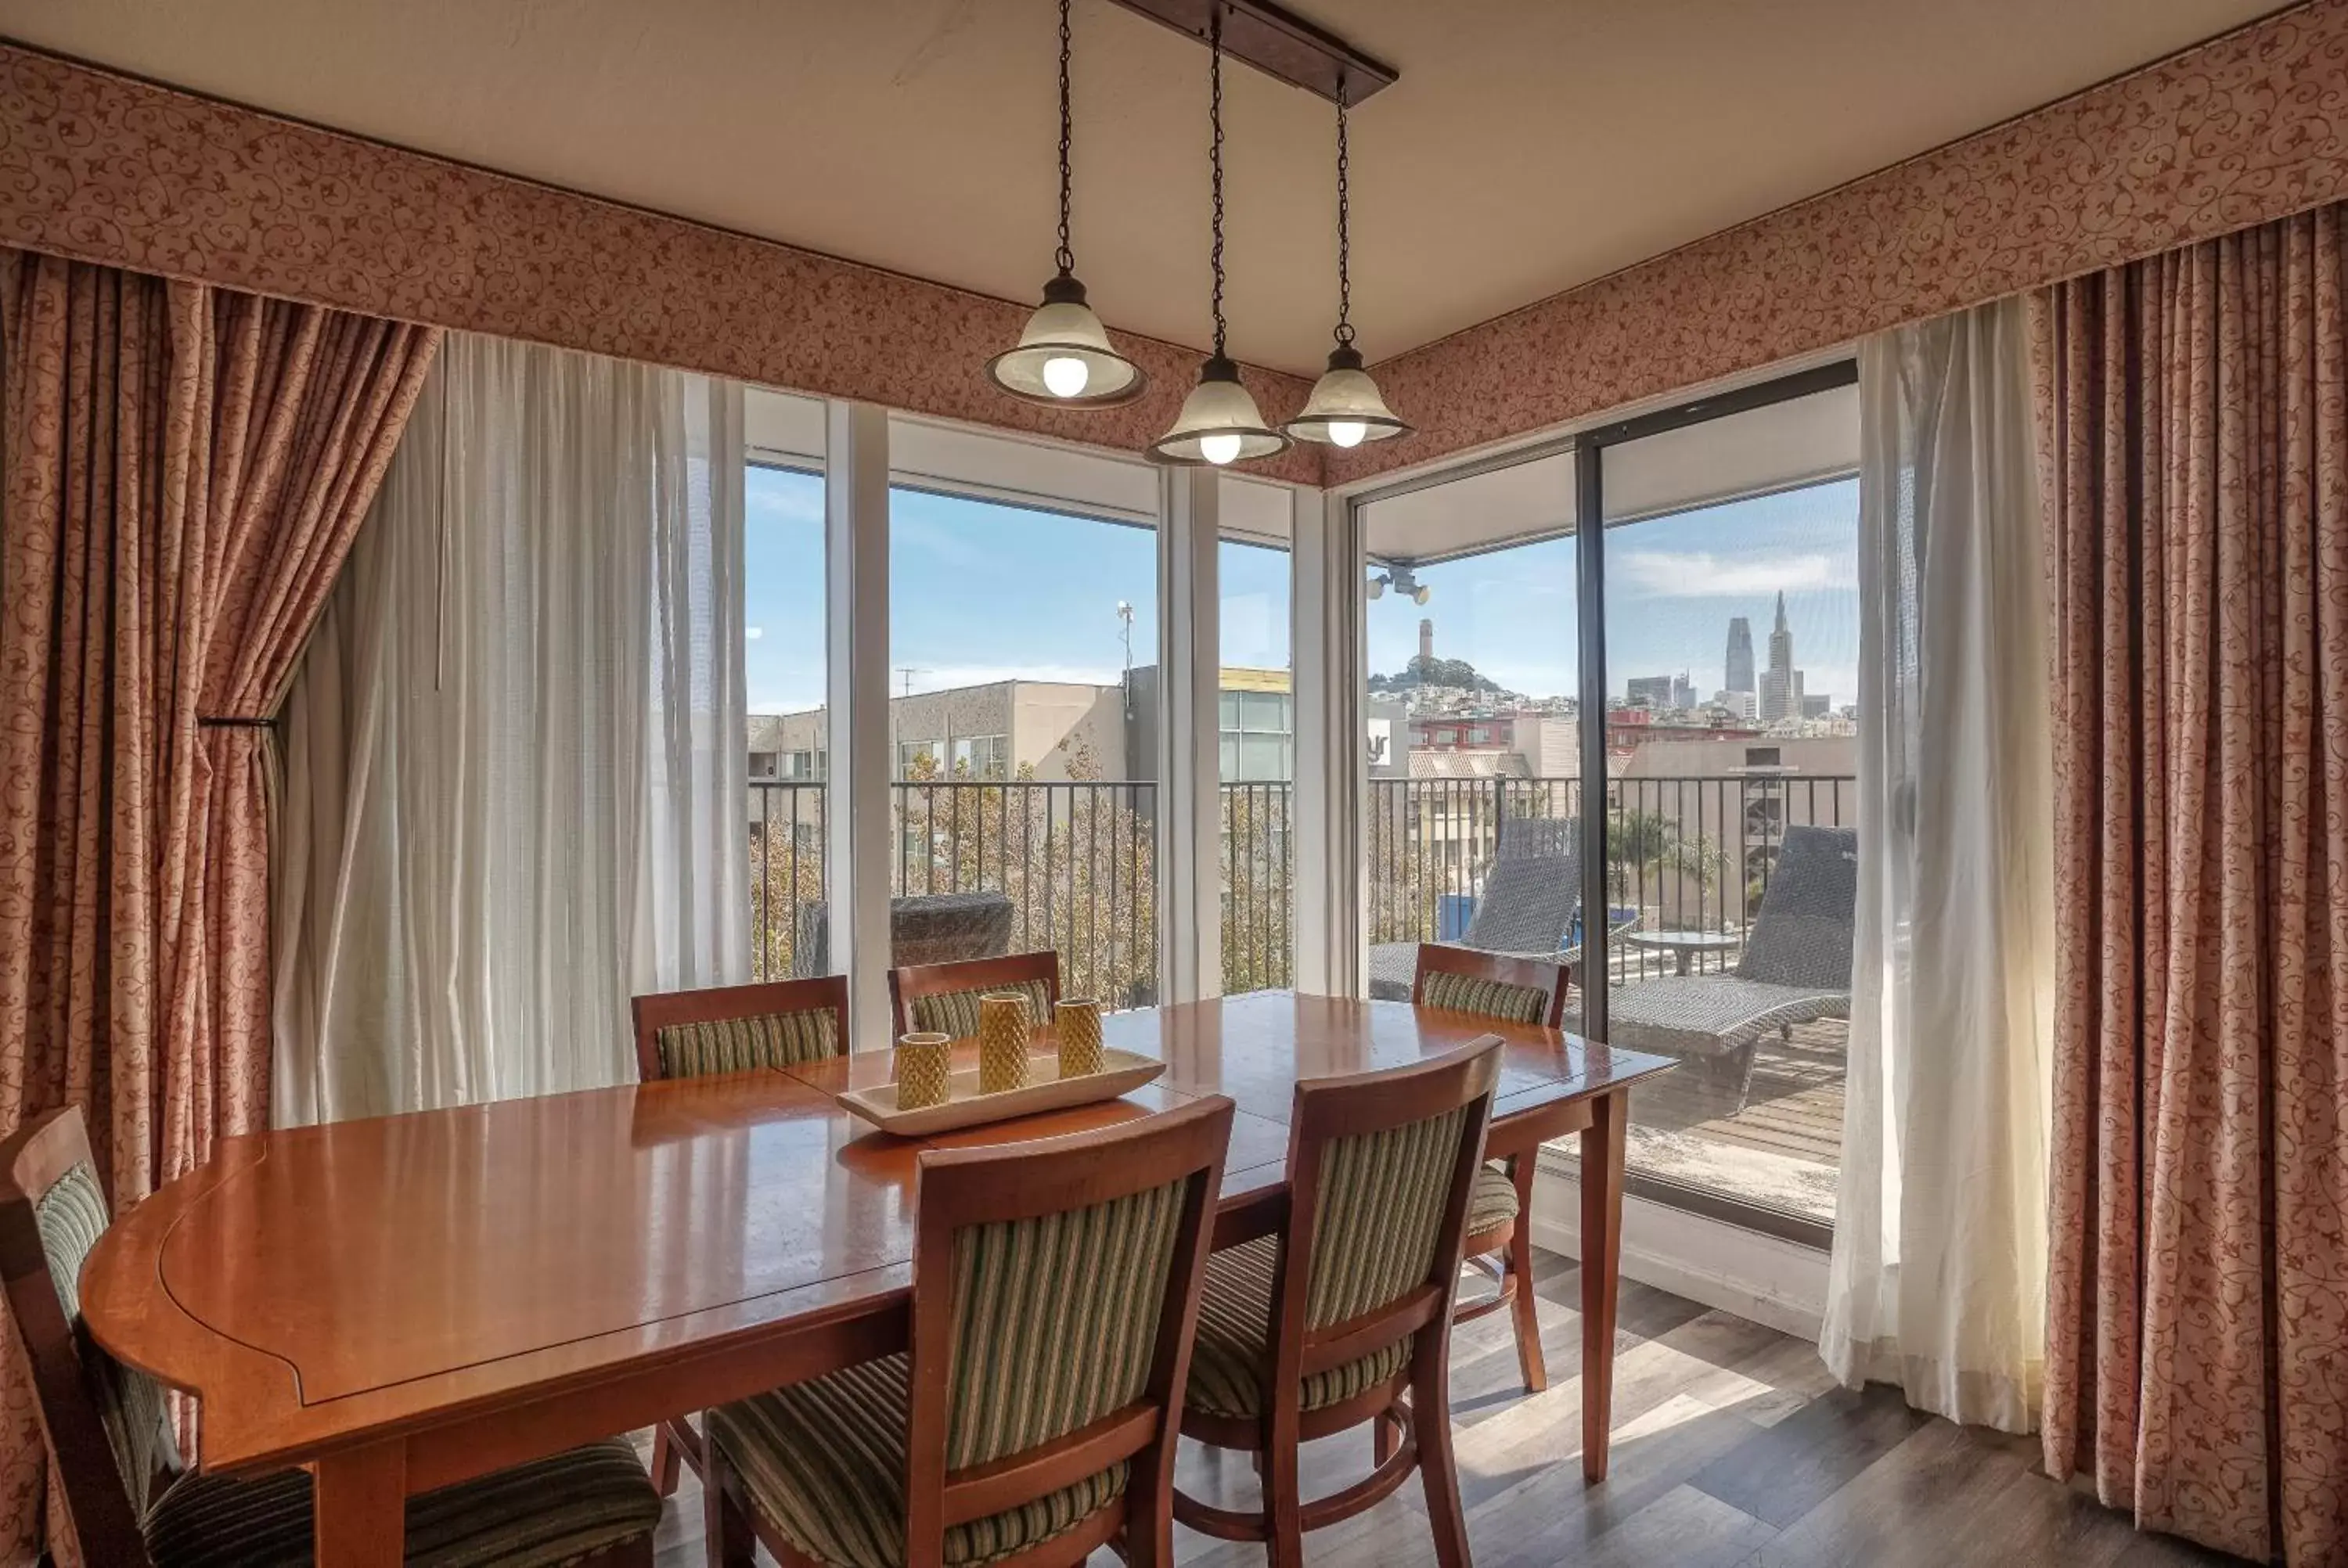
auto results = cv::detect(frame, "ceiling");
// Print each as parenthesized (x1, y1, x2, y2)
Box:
(0, 0, 2286, 375)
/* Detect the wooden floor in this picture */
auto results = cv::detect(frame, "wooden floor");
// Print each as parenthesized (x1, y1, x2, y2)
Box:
(643, 1250, 2241, 1568)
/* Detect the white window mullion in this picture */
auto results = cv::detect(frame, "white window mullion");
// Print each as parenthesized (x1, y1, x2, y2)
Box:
(825, 401, 894, 1049)
(1292, 489, 1366, 998)
(1156, 468, 1223, 1003)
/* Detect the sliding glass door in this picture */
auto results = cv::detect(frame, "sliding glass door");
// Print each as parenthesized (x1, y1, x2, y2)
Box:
(1348, 363, 1861, 1237)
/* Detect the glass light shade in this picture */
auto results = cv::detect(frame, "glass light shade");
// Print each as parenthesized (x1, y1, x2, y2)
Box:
(988, 272, 1145, 407)
(1148, 356, 1291, 466)
(1283, 346, 1411, 444)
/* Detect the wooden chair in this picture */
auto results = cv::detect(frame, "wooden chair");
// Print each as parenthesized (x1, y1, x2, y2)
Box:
(0, 1106, 662, 1567)
(632, 973, 851, 1083)
(1173, 1037, 1504, 1568)
(700, 1095, 1237, 1568)
(632, 973, 851, 1498)
(888, 950, 1061, 1041)
(1410, 943, 1574, 1395)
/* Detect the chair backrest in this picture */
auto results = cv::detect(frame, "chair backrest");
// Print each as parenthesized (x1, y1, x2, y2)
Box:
(1269, 1039, 1502, 1415)
(0, 1107, 173, 1567)
(889, 951, 1061, 1041)
(902, 1096, 1233, 1563)
(1734, 825, 1860, 988)
(1460, 818, 1579, 954)
(1410, 944, 1570, 1028)
(794, 890, 1015, 979)
(632, 975, 850, 1081)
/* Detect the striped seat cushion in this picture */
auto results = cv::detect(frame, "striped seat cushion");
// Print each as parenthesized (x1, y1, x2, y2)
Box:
(1419, 967, 1551, 1025)
(142, 1438, 661, 1568)
(1184, 1237, 1412, 1420)
(1466, 1163, 1519, 1237)
(708, 1354, 1126, 1568)
(908, 979, 1053, 1041)
(655, 1005, 841, 1077)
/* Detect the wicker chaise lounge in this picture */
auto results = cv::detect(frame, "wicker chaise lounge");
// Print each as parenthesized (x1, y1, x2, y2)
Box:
(1367, 818, 1626, 1002)
(1602, 824, 1857, 1113)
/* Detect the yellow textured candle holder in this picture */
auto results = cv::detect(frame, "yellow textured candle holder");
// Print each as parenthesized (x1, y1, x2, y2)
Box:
(976, 993, 1033, 1095)
(1055, 998, 1104, 1078)
(893, 1033, 953, 1109)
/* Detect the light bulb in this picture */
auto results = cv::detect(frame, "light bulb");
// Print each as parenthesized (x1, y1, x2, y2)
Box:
(1367, 577, 1386, 599)
(1413, 586, 1431, 606)
(1199, 432, 1244, 466)
(1041, 355, 1090, 398)
(1327, 419, 1368, 448)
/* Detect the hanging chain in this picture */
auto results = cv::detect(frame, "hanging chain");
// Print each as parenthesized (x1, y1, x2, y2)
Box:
(1334, 83, 1354, 349)
(1209, 5, 1226, 358)
(1055, 0, 1075, 274)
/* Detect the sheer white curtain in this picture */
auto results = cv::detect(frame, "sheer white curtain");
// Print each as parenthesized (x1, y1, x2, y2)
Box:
(272, 333, 749, 1124)
(1820, 297, 2054, 1432)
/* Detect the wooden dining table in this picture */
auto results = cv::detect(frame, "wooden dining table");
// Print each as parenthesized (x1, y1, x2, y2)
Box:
(80, 991, 1674, 1566)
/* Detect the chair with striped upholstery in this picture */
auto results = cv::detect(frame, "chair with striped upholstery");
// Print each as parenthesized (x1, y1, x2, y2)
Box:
(1410, 943, 1572, 1397)
(1173, 1037, 1504, 1568)
(632, 973, 852, 1498)
(700, 1095, 1235, 1568)
(887, 951, 1060, 1041)
(632, 974, 850, 1082)
(0, 1106, 662, 1568)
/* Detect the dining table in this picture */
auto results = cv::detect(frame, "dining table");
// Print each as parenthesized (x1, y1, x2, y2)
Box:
(79, 990, 1676, 1566)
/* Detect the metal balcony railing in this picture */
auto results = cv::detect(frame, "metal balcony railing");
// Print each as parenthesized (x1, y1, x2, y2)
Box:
(749, 773, 1853, 998)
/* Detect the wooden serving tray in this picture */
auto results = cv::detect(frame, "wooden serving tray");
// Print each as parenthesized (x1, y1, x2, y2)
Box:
(838, 1047, 1167, 1137)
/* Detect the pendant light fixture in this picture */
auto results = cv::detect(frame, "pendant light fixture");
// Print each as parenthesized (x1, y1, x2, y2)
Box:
(1286, 79, 1410, 447)
(988, 0, 1144, 408)
(1149, 6, 1289, 466)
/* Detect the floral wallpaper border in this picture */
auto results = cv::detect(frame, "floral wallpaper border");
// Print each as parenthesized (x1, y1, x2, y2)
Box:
(3, 2, 2348, 490)
(0, 44, 1323, 487)
(1331, 0, 2348, 484)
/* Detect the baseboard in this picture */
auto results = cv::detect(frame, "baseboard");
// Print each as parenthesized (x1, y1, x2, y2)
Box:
(1529, 1153, 1830, 1340)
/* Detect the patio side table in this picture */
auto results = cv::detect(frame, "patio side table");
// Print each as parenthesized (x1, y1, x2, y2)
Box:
(1622, 928, 1741, 976)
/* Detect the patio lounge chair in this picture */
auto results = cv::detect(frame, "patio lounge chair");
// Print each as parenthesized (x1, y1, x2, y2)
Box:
(1602, 824, 1856, 1113)
(1367, 818, 1625, 1000)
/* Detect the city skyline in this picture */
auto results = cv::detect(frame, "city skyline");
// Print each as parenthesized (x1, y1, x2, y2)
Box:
(745, 467, 1858, 720)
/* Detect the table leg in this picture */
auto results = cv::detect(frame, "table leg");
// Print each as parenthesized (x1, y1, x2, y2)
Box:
(1579, 1088, 1629, 1483)
(315, 1441, 406, 1567)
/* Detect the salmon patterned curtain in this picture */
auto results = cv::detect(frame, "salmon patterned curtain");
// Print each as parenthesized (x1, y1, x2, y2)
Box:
(0, 250, 438, 1561)
(2035, 204, 2348, 1566)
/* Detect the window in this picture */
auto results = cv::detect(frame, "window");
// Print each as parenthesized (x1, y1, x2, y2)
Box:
(1597, 374, 1859, 1232)
(950, 734, 1009, 779)
(742, 390, 829, 983)
(1219, 502, 1293, 994)
(887, 415, 1161, 1009)
(1356, 452, 1582, 969)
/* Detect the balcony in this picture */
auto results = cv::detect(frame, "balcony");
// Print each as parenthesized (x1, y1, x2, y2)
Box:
(751, 772, 1852, 1228)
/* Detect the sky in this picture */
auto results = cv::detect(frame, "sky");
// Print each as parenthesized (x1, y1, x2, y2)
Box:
(1363, 477, 1860, 709)
(744, 466, 1857, 715)
(745, 465, 1291, 714)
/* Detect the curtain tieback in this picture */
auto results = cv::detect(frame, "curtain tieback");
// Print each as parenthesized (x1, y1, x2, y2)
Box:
(197, 716, 275, 729)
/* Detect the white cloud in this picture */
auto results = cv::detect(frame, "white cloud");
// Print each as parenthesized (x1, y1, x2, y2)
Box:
(747, 481, 825, 526)
(1613, 549, 1849, 598)
(744, 626, 764, 641)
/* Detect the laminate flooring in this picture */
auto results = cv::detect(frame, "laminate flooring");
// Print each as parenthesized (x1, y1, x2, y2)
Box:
(643, 1250, 2245, 1568)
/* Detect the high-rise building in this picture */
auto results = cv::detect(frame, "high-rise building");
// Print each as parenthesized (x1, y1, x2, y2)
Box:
(1759, 592, 1806, 721)
(1626, 674, 1676, 709)
(1800, 692, 1832, 719)
(1418, 617, 1435, 664)
(1671, 673, 1694, 710)
(1725, 617, 1755, 695)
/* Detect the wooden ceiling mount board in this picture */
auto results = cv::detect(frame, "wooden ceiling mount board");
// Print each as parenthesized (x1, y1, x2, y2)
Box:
(1102, 0, 1397, 105)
